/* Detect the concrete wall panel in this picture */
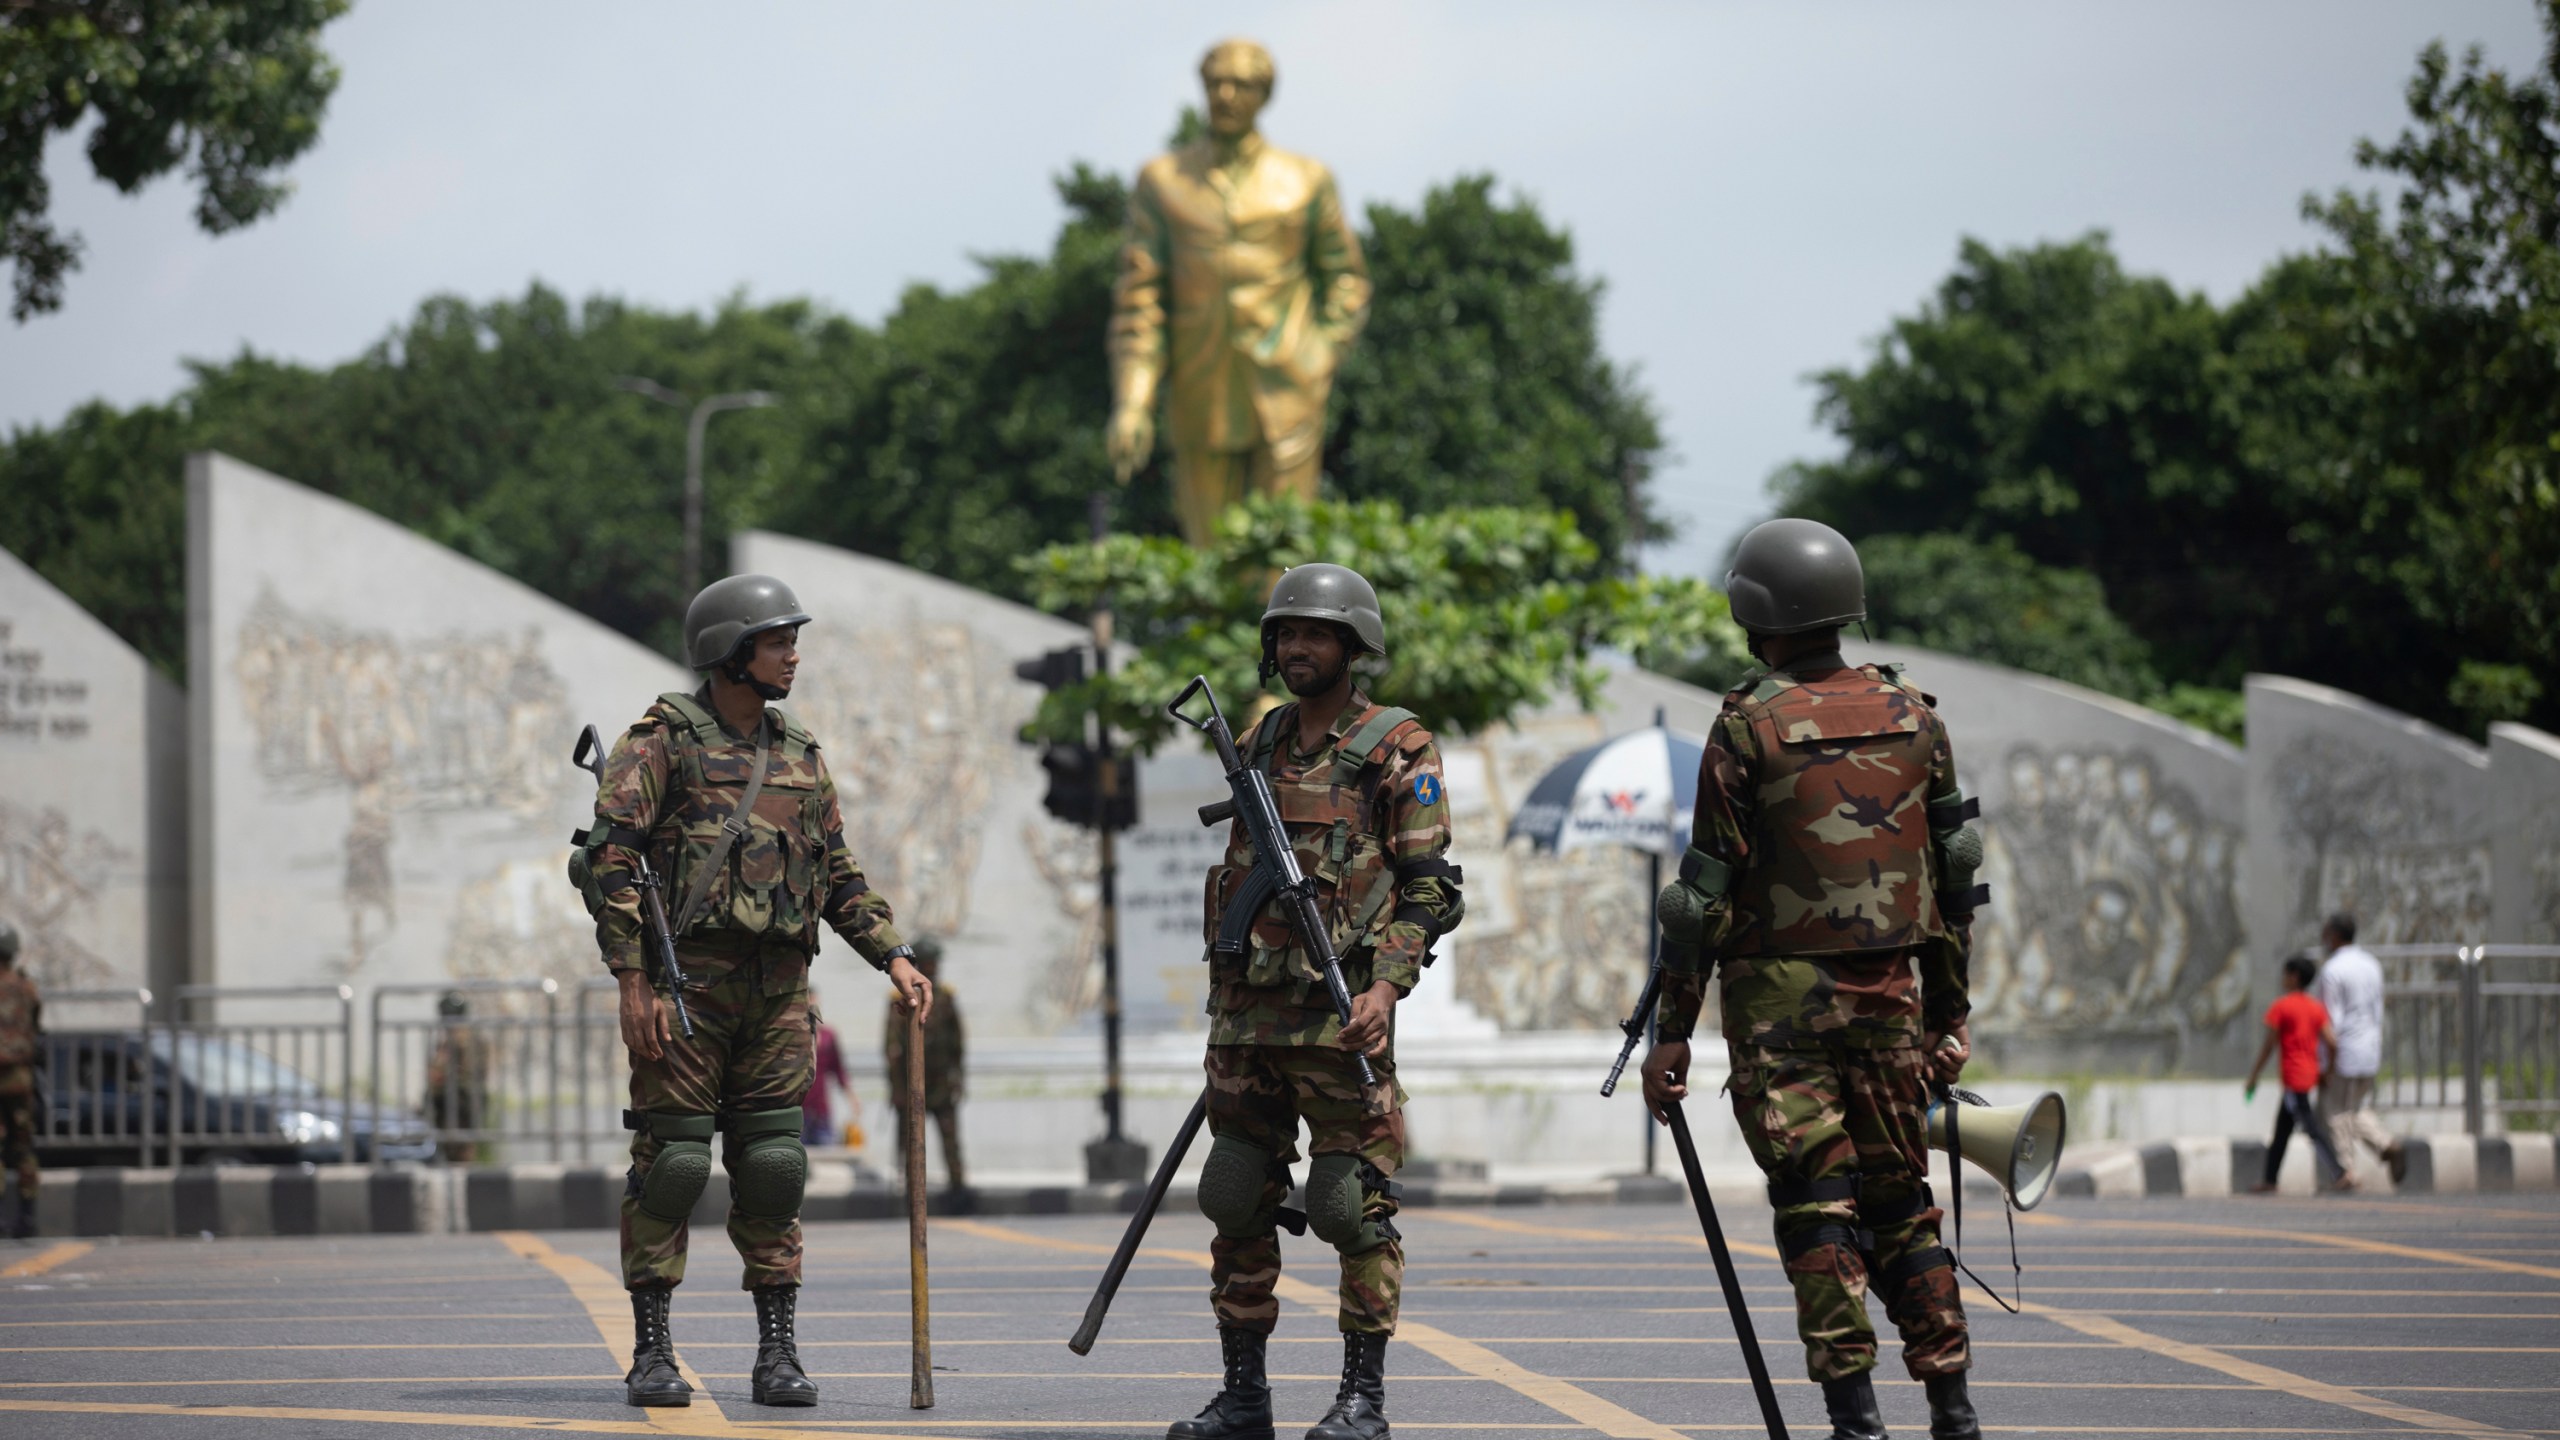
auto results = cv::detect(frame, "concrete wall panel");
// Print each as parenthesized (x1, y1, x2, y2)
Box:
(0, 547, 185, 995)
(2490, 722, 2560, 946)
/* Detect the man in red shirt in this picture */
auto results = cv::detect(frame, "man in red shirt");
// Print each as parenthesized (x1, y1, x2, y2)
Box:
(2244, 956, 2350, 1193)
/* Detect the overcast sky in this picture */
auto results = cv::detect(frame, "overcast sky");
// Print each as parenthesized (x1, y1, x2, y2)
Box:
(3, 1, 2543, 576)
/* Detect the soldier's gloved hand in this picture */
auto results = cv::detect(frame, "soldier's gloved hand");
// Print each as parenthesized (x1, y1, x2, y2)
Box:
(1926, 1021, 1971, 1087)
(888, 956, 935, 1025)
(1640, 1040, 1691, 1125)
(617, 969, 670, 1062)
(1337, 980, 1398, 1059)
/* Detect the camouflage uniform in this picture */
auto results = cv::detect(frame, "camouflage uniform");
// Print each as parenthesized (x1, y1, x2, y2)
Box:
(1657, 652, 1974, 1384)
(425, 1024, 494, 1164)
(1200, 689, 1461, 1337)
(587, 687, 906, 1292)
(884, 981, 965, 1189)
(0, 964, 38, 1208)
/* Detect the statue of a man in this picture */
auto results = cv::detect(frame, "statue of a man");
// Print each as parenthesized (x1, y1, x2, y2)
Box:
(1107, 39, 1372, 547)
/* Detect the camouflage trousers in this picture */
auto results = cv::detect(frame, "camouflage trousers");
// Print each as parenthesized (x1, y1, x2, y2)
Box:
(1727, 1041, 1969, 1382)
(1204, 1043, 1406, 1335)
(621, 953, 814, 1292)
(0, 1067, 34, 1196)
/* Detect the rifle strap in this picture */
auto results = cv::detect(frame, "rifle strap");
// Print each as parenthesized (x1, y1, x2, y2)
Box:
(672, 714, 774, 937)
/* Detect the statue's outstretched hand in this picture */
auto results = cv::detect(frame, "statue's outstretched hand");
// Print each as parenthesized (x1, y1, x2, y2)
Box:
(1106, 406, 1153, 483)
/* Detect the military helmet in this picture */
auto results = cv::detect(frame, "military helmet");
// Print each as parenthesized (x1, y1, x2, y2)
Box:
(683, 574, 812, 671)
(0, 919, 16, 963)
(911, 935, 943, 970)
(437, 990, 469, 1019)
(1261, 563, 1386, 659)
(1725, 518, 1865, 636)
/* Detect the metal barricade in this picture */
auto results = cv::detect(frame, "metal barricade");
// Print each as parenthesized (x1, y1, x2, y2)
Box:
(34, 988, 157, 1166)
(160, 985, 365, 1165)
(2372, 943, 2560, 1135)
(571, 977, 630, 1163)
(368, 979, 562, 1164)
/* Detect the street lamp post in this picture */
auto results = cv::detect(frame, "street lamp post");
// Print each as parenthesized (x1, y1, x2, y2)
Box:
(615, 377, 778, 596)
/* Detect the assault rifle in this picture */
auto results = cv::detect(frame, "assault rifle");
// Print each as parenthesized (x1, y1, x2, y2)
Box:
(1169, 675, 1377, 1089)
(573, 725, 696, 1039)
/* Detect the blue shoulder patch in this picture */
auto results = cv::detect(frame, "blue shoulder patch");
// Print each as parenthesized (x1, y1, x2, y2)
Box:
(1413, 773, 1443, 807)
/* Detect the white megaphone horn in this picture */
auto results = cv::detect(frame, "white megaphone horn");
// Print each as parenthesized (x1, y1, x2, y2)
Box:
(1926, 1088, 2067, 1211)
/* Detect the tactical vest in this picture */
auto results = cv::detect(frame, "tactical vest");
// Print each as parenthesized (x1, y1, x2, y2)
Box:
(1202, 700, 1422, 989)
(649, 692, 832, 948)
(1723, 664, 1945, 958)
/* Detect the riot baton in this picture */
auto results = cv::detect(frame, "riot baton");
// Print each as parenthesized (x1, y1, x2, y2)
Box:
(1664, 1100, 1789, 1440)
(905, 1004, 935, 1408)
(1069, 1088, 1209, 1354)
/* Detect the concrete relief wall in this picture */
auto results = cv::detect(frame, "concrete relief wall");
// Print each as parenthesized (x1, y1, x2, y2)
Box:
(2246, 677, 2494, 970)
(187, 452, 690, 997)
(2490, 723, 2560, 946)
(0, 547, 186, 994)
(1853, 644, 2252, 1073)
(727, 531, 1100, 1039)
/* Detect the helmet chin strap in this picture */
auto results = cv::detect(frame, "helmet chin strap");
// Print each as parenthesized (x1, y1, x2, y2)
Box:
(721, 656, 789, 703)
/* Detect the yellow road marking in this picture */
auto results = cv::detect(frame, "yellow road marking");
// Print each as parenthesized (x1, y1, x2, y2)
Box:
(2030, 1303, 2524, 1439)
(0, 1399, 970, 1439)
(944, 1218, 1688, 1440)
(495, 1230, 730, 1432)
(2018, 1213, 2560, 1282)
(1, 1241, 93, 1278)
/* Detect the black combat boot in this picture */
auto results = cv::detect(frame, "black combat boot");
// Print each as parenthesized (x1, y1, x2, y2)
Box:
(1923, 1372, 1980, 1440)
(1820, 1372, 1889, 1440)
(624, 1289, 691, 1408)
(1303, 1331, 1390, 1440)
(750, 1285, 819, 1406)
(1166, 1326, 1274, 1440)
(9, 1192, 33, 1240)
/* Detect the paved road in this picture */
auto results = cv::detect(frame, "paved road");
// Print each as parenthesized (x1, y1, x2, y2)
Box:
(1, 1191, 2553, 1438)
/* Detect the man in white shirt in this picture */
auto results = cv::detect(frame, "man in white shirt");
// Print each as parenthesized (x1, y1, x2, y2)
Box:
(2313, 914, 2405, 1184)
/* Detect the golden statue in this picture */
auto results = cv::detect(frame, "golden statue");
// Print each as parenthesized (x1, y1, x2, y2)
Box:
(1107, 39, 1372, 546)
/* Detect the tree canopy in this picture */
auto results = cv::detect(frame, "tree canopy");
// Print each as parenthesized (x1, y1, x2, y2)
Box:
(1, 0, 346, 320)
(3, 163, 1666, 689)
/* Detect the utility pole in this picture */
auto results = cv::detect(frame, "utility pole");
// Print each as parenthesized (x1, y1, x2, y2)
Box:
(614, 377, 777, 595)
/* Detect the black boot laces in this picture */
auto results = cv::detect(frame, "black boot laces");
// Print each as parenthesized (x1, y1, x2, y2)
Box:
(759, 1290, 801, 1369)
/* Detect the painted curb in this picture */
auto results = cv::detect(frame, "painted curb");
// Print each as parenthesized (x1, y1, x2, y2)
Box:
(2048, 1132, 2558, 1199)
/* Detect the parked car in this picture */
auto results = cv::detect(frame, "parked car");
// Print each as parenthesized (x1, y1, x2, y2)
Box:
(35, 1030, 438, 1166)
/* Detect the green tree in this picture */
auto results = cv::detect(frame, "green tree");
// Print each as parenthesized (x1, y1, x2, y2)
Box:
(1016, 496, 1741, 749)
(1860, 533, 2160, 700)
(2, 0, 347, 319)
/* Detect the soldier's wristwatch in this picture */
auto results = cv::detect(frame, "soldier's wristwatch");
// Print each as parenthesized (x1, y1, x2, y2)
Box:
(877, 943, 917, 973)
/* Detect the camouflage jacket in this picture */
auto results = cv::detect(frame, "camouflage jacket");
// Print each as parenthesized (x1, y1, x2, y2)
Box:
(0, 967, 38, 1068)
(1203, 689, 1461, 1047)
(884, 983, 964, 1111)
(589, 688, 905, 977)
(1659, 655, 1971, 1051)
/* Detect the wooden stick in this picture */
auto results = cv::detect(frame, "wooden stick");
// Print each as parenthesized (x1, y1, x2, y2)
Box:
(905, 1003, 934, 1409)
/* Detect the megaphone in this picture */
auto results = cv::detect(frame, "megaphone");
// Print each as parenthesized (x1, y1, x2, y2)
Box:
(1927, 1089, 2067, 1210)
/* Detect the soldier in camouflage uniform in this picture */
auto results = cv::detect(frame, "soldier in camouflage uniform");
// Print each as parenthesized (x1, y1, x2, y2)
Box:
(883, 936, 967, 1195)
(1642, 519, 1985, 1440)
(0, 921, 39, 1239)
(575, 575, 934, 1411)
(1171, 563, 1465, 1440)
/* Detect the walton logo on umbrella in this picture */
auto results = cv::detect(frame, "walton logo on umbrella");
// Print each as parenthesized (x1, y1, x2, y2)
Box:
(1506, 722, 1706, 860)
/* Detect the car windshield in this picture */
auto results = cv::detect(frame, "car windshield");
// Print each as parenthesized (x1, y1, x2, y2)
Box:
(148, 1033, 323, 1098)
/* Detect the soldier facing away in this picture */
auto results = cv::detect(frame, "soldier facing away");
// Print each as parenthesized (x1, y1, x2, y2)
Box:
(0, 921, 39, 1239)
(575, 575, 934, 1410)
(883, 935, 966, 1196)
(1641, 519, 1985, 1440)
(1172, 563, 1465, 1440)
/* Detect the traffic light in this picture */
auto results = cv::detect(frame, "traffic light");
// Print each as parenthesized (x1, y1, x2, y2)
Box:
(1013, 645, 1137, 831)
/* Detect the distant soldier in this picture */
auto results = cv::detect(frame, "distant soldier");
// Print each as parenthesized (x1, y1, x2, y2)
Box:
(1169, 564, 1465, 1440)
(575, 575, 934, 1410)
(1643, 519, 1985, 1440)
(0, 921, 37, 1239)
(883, 936, 966, 1195)
(424, 991, 493, 1163)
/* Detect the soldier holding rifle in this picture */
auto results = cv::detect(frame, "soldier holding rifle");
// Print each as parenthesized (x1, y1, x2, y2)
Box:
(571, 575, 934, 1411)
(1641, 520, 1987, 1440)
(1168, 564, 1464, 1440)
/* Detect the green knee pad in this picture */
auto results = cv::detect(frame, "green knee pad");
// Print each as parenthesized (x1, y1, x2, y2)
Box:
(1197, 1133, 1278, 1239)
(1306, 1154, 1394, 1255)
(728, 1107, 807, 1220)
(638, 1112, 718, 1222)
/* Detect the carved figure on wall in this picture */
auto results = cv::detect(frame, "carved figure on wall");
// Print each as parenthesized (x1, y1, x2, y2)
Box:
(1107, 38, 1372, 546)
(0, 799, 124, 989)
(1966, 747, 2249, 1056)
(2269, 731, 2492, 946)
